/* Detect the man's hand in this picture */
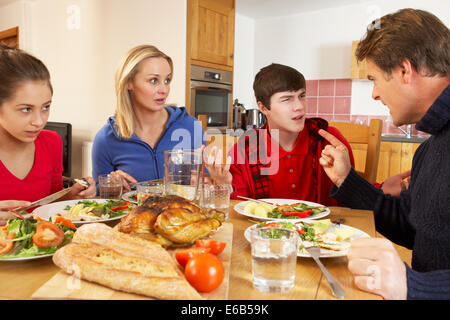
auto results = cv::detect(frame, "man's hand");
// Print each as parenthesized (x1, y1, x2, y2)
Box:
(381, 170, 411, 197)
(347, 238, 407, 300)
(318, 129, 352, 187)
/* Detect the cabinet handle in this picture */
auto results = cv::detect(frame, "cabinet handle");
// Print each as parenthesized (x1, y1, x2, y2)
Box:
(404, 150, 409, 156)
(393, 149, 397, 154)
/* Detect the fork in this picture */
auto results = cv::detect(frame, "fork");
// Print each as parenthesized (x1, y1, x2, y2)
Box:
(305, 246, 346, 299)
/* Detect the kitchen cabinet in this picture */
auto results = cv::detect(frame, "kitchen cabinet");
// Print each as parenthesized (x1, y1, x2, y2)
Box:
(0, 26, 19, 49)
(350, 41, 367, 79)
(349, 141, 421, 183)
(186, 0, 235, 70)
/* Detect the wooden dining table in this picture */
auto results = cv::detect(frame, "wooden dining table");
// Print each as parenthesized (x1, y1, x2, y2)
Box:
(0, 200, 381, 300)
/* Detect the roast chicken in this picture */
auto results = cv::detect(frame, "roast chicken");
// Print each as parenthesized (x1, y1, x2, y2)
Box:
(117, 195, 225, 247)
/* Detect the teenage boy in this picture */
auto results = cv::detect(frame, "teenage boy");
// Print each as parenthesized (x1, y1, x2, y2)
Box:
(318, 8, 450, 299)
(207, 63, 354, 206)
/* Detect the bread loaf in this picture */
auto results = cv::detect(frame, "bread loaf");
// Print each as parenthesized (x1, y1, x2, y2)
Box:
(53, 223, 202, 300)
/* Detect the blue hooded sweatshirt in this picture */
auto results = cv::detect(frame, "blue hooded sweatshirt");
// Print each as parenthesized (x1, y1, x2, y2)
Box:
(91, 106, 205, 183)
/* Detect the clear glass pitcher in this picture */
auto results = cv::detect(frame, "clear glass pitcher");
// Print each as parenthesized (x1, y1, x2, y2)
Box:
(164, 149, 205, 204)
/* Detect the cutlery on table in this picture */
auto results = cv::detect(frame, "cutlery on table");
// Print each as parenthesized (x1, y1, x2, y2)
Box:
(237, 195, 280, 206)
(13, 187, 75, 219)
(305, 246, 346, 299)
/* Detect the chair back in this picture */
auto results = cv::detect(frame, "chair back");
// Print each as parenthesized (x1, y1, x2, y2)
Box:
(329, 119, 382, 183)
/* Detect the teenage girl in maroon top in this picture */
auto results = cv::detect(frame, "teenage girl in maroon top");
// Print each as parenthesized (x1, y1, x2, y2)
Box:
(0, 45, 97, 225)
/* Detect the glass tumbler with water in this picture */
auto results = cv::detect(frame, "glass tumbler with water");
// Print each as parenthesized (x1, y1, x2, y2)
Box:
(202, 184, 231, 220)
(98, 174, 123, 199)
(251, 227, 299, 292)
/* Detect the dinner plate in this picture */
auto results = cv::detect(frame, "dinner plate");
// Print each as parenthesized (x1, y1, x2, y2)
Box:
(122, 191, 138, 204)
(234, 198, 330, 222)
(0, 253, 54, 262)
(244, 222, 370, 258)
(32, 199, 132, 225)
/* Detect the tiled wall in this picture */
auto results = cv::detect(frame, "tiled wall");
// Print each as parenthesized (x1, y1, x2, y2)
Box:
(306, 79, 425, 136)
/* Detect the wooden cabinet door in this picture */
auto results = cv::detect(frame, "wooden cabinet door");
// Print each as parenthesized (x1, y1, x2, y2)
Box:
(376, 142, 402, 183)
(350, 41, 367, 79)
(189, 0, 235, 67)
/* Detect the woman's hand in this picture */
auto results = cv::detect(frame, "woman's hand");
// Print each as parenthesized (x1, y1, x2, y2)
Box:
(110, 170, 138, 192)
(0, 200, 31, 226)
(318, 129, 352, 187)
(67, 177, 97, 199)
(203, 145, 233, 186)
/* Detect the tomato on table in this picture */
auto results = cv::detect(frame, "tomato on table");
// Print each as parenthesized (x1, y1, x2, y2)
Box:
(195, 239, 226, 255)
(32, 222, 65, 248)
(184, 253, 224, 293)
(175, 247, 211, 267)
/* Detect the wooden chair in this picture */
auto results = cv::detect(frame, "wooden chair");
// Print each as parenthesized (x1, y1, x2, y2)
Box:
(329, 119, 382, 183)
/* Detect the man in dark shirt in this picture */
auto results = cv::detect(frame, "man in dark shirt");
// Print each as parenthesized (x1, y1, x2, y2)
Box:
(318, 8, 450, 299)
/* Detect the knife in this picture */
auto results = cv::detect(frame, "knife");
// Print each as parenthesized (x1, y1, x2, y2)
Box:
(14, 187, 73, 214)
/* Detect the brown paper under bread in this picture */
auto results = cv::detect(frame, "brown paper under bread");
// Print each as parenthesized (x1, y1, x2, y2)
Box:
(53, 223, 202, 300)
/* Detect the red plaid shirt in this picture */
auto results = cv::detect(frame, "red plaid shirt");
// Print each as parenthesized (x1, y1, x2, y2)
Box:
(229, 118, 355, 206)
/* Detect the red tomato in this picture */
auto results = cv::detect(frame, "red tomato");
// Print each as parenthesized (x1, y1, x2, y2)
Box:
(184, 253, 224, 292)
(175, 247, 211, 267)
(195, 239, 226, 255)
(32, 222, 65, 248)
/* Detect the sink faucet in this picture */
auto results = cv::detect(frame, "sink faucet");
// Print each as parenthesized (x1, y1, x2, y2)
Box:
(397, 124, 412, 138)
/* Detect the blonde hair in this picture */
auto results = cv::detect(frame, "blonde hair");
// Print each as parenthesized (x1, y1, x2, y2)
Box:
(114, 45, 173, 139)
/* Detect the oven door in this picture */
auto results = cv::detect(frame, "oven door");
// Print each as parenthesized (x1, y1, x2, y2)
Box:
(190, 80, 232, 129)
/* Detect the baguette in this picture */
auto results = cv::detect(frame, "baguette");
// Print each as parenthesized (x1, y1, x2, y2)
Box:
(72, 223, 181, 275)
(53, 223, 202, 300)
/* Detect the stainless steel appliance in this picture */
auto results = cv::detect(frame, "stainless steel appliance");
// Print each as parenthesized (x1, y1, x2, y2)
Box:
(246, 109, 266, 129)
(190, 65, 233, 131)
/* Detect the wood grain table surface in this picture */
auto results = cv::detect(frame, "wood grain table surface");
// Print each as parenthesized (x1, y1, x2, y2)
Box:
(0, 200, 381, 300)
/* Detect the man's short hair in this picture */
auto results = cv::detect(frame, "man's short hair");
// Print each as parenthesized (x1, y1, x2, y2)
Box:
(253, 63, 306, 109)
(356, 8, 450, 77)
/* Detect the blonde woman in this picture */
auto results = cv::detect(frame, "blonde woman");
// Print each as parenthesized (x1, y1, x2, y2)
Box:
(92, 45, 205, 189)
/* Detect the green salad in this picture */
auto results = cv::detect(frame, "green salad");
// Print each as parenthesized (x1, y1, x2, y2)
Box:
(0, 217, 75, 260)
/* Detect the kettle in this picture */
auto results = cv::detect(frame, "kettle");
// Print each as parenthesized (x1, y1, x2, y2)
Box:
(246, 109, 266, 129)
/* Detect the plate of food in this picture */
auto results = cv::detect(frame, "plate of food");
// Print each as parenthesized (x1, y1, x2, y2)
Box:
(234, 198, 330, 222)
(244, 219, 370, 258)
(32, 199, 135, 225)
(0, 217, 76, 261)
(122, 191, 138, 204)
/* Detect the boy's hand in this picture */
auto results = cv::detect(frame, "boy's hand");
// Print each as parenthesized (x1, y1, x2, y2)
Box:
(318, 129, 352, 187)
(203, 146, 233, 186)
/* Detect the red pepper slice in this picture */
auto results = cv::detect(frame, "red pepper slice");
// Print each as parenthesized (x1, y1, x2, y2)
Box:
(279, 209, 313, 218)
(110, 201, 131, 211)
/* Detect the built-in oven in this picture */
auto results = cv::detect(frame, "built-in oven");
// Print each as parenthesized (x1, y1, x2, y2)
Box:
(190, 65, 233, 131)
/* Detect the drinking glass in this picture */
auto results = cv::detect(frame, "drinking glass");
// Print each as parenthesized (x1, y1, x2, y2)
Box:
(136, 179, 164, 205)
(251, 227, 299, 292)
(98, 174, 123, 199)
(164, 149, 204, 203)
(202, 184, 231, 219)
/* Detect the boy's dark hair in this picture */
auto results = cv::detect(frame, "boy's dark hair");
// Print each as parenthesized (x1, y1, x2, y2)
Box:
(253, 63, 306, 109)
(0, 44, 52, 106)
(356, 8, 450, 77)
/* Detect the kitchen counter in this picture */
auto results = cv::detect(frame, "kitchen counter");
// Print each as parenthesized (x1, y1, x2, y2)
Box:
(381, 134, 429, 143)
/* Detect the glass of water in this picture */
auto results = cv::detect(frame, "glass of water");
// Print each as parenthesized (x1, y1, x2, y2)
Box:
(98, 174, 123, 199)
(250, 227, 299, 293)
(202, 184, 231, 219)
